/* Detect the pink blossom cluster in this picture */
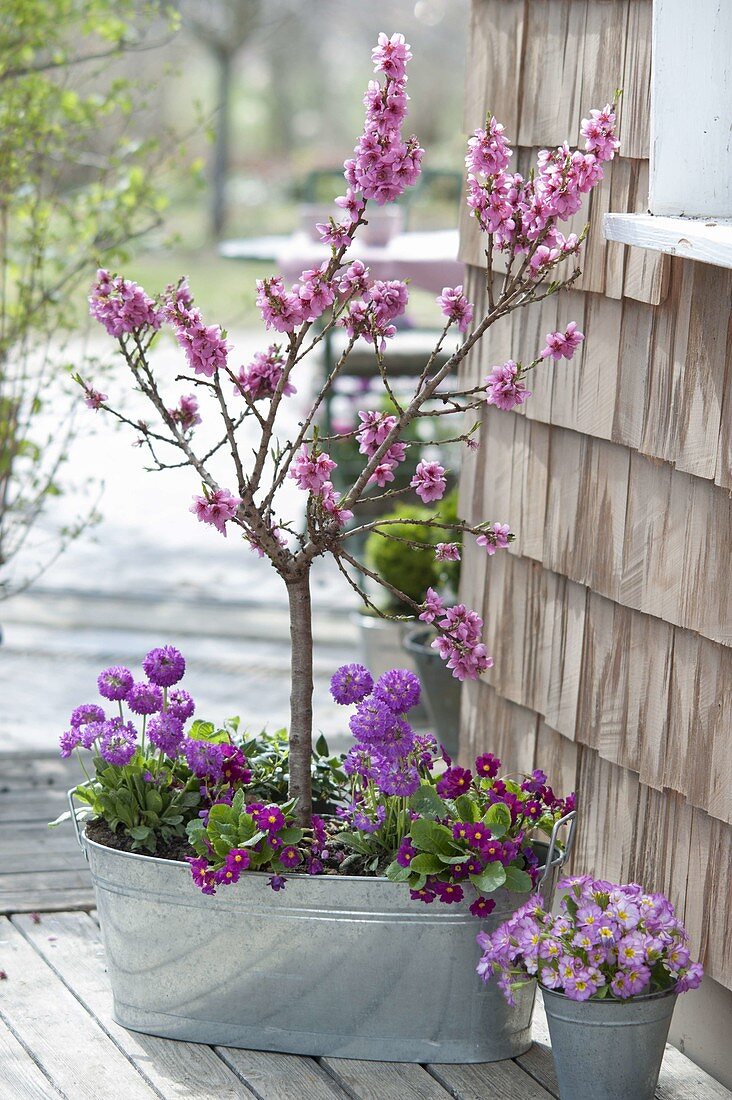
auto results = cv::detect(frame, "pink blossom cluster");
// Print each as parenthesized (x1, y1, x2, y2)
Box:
(465, 105, 619, 276)
(484, 360, 532, 411)
(168, 394, 201, 432)
(410, 460, 447, 503)
(419, 592, 492, 681)
(476, 522, 511, 555)
(190, 488, 240, 537)
(436, 285, 474, 333)
(342, 32, 423, 206)
(478, 877, 703, 1005)
(82, 383, 107, 411)
(288, 446, 352, 527)
(342, 278, 409, 351)
(163, 288, 230, 378)
(257, 264, 339, 334)
(540, 321, 584, 361)
(289, 446, 337, 492)
(355, 410, 406, 487)
(234, 345, 294, 401)
(435, 542, 461, 562)
(89, 269, 161, 337)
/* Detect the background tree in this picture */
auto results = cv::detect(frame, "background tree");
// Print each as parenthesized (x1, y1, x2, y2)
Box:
(179, 0, 262, 237)
(0, 0, 177, 598)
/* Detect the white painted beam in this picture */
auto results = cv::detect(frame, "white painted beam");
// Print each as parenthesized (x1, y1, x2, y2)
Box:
(603, 213, 732, 269)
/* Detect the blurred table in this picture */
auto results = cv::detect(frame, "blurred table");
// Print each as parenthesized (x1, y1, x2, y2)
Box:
(219, 228, 463, 295)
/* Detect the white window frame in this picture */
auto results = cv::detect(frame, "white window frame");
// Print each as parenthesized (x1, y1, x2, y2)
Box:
(603, 0, 732, 269)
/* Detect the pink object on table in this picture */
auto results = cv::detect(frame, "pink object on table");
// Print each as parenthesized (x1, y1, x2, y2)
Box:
(220, 229, 463, 297)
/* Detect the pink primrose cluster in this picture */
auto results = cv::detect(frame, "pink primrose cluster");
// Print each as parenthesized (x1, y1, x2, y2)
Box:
(478, 877, 704, 1005)
(233, 345, 294, 401)
(190, 487, 241, 537)
(89, 269, 161, 338)
(465, 105, 619, 277)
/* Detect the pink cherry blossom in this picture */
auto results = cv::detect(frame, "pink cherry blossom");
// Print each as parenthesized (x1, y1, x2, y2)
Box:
(419, 587, 445, 624)
(410, 460, 447, 503)
(371, 32, 412, 81)
(190, 488, 241, 537)
(234, 345, 295, 401)
(476, 522, 511, 556)
(435, 543, 461, 562)
(83, 385, 107, 410)
(581, 105, 620, 163)
(256, 276, 305, 334)
(540, 322, 585, 361)
(436, 285, 474, 333)
(169, 393, 201, 431)
(89, 269, 161, 337)
(484, 361, 532, 410)
(289, 446, 337, 493)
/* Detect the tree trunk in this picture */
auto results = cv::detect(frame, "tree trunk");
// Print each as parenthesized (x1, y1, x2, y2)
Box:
(286, 568, 314, 824)
(211, 48, 232, 239)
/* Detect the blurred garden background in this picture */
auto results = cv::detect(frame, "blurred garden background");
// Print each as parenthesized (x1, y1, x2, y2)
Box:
(0, 0, 469, 749)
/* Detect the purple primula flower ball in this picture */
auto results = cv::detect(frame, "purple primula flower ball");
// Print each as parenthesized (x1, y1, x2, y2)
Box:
(330, 663, 374, 705)
(99, 720, 137, 766)
(148, 713, 184, 757)
(79, 720, 105, 749)
(253, 805, 286, 834)
(349, 697, 397, 747)
(70, 703, 106, 728)
(97, 666, 134, 701)
(268, 873, 287, 892)
(142, 645, 186, 687)
(59, 728, 82, 758)
(182, 739, 224, 781)
(373, 668, 421, 714)
(126, 680, 163, 716)
(166, 688, 195, 721)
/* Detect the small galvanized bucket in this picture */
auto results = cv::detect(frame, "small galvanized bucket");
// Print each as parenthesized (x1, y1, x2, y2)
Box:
(542, 986, 677, 1100)
(71, 791, 574, 1062)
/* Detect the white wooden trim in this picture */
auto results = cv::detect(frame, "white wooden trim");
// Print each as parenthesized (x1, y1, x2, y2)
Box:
(603, 213, 732, 270)
(650, 0, 732, 218)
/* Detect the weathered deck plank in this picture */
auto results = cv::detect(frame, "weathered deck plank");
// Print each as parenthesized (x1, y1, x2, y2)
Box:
(321, 1057, 453, 1099)
(0, 1017, 60, 1099)
(216, 1049, 350, 1100)
(0, 917, 156, 1098)
(428, 1058, 556, 1099)
(12, 911, 255, 1099)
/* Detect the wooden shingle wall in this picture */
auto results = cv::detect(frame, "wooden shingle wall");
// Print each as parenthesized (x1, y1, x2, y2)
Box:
(459, 0, 732, 988)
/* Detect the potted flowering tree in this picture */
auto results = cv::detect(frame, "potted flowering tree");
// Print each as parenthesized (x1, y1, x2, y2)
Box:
(64, 30, 617, 1060)
(477, 877, 704, 1098)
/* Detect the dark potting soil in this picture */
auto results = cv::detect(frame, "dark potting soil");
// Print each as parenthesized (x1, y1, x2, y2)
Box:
(85, 818, 194, 862)
(84, 817, 386, 876)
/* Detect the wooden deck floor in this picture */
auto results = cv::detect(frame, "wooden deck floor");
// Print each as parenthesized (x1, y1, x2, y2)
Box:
(1, 754, 730, 1099)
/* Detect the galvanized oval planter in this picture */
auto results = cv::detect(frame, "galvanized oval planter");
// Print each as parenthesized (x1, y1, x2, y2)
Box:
(76, 804, 574, 1062)
(542, 986, 677, 1100)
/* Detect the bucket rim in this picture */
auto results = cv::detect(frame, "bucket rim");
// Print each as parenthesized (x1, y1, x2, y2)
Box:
(541, 985, 678, 1007)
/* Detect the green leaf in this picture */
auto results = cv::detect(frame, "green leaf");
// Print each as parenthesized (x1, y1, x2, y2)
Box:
(410, 818, 456, 856)
(188, 719, 230, 744)
(314, 733, 329, 757)
(482, 802, 511, 838)
(385, 860, 413, 883)
(128, 825, 151, 841)
(504, 866, 532, 894)
(455, 794, 480, 822)
(408, 783, 448, 819)
(469, 864, 507, 894)
(408, 853, 445, 875)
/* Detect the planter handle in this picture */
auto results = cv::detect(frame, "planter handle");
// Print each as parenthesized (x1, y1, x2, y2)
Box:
(67, 785, 90, 861)
(535, 809, 576, 893)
